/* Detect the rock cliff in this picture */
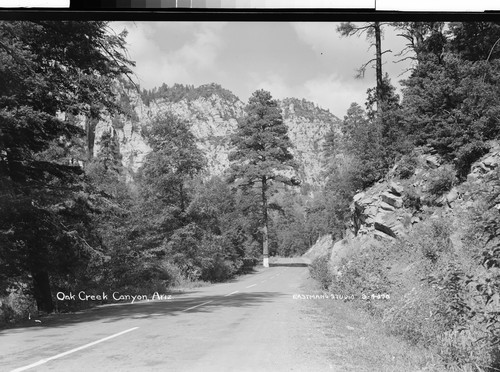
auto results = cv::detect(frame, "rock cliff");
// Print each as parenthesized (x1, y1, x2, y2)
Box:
(90, 83, 340, 186)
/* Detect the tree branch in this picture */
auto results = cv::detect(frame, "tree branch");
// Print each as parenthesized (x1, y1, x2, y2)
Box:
(355, 58, 377, 78)
(486, 36, 500, 62)
(92, 37, 140, 95)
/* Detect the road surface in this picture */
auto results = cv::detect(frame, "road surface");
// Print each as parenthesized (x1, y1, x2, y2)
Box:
(1, 263, 334, 371)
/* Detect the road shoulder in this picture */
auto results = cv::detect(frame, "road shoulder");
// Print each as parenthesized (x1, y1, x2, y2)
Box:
(295, 273, 442, 372)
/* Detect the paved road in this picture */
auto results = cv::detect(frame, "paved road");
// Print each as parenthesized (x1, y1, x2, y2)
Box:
(1, 264, 333, 371)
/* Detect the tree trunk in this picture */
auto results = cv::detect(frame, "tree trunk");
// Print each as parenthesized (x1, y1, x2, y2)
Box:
(179, 182, 185, 213)
(261, 176, 269, 268)
(414, 24, 425, 62)
(85, 107, 99, 162)
(32, 271, 54, 314)
(86, 117, 98, 162)
(374, 21, 383, 111)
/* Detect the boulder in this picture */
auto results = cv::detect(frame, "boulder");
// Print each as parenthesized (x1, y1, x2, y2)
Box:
(373, 229, 395, 241)
(380, 192, 403, 208)
(424, 154, 441, 168)
(353, 192, 365, 203)
(482, 155, 499, 168)
(446, 187, 460, 204)
(365, 205, 378, 218)
(389, 181, 404, 196)
(411, 216, 421, 225)
(379, 201, 395, 211)
(374, 213, 400, 238)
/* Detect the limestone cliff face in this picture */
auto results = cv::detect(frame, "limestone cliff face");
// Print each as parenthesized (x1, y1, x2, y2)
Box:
(144, 93, 245, 177)
(280, 98, 341, 186)
(92, 84, 341, 186)
(91, 87, 150, 181)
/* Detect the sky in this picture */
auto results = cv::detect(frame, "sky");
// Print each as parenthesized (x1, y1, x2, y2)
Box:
(111, 22, 414, 119)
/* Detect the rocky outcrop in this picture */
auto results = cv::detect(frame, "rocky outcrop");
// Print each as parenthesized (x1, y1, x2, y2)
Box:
(351, 180, 410, 240)
(467, 141, 500, 182)
(337, 141, 500, 258)
(280, 98, 341, 186)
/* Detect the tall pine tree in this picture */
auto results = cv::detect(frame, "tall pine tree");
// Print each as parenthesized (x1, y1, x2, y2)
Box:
(228, 90, 299, 267)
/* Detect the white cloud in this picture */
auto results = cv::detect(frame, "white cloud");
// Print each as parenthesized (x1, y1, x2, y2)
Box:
(176, 23, 226, 70)
(247, 73, 293, 102)
(303, 74, 369, 118)
(291, 22, 374, 78)
(111, 22, 227, 90)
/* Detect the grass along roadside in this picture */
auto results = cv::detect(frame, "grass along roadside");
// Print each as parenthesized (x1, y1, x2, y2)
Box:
(299, 273, 443, 372)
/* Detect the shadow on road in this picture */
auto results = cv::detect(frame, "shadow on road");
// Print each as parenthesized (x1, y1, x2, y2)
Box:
(0, 291, 288, 335)
(269, 263, 308, 267)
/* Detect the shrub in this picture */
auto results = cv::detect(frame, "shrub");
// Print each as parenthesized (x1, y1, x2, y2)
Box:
(402, 188, 422, 210)
(309, 255, 332, 290)
(396, 154, 418, 179)
(0, 288, 36, 325)
(436, 326, 495, 371)
(456, 176, 500, 370)
(390, 211, 500, 369)
(382, 285, 446, 346)
(416, 219, 453, 262)
(325, 240, 394, 313)
(197, 234, 243, 282)
(427, 167, 455, 196)
(107, 253, 184, 293)
(200, 256, 238, 282)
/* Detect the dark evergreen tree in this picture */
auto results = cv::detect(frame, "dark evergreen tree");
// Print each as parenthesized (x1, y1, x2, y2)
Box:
(392, 22, 447, 64)
(140, 112, 205, 214)
(128, 112, 206, 269)
(228, 90, 299, 267)
(399, 55, 500, 163)
(0, 21, 134, 313)
(448, 22, 500, 62)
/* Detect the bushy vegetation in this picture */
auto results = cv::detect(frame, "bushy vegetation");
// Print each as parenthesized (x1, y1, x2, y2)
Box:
(309, 255, 331, 290)
(427, 166, 456, 196)
(311, 207, 500, 370)
(395, 154, 418, 179)
(281, 97, 335, 122)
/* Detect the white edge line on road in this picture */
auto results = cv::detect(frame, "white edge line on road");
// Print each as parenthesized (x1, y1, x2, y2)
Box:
(10, 327, 139, 372)
(245, 284, 256, 288)
(224, 290, 239, 297)
(182, 300, 213, 312)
